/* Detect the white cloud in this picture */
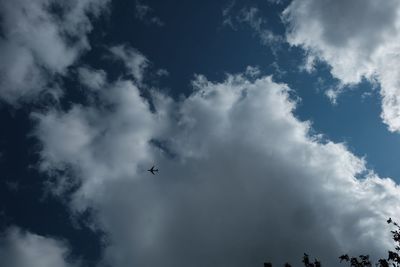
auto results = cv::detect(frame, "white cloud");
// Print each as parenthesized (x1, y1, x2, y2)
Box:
(0, 227, 77, 267)
(109, 45, 149, 84)
(77, 67, 107, 90)
(33, 65, 400, 266)
(0, 0, 109, 105)
(33, 79, 161, 206)
(283, 0, 400, 132)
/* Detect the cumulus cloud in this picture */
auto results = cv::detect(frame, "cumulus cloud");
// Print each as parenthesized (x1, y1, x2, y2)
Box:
(0, 227, 77, 267)
(0, 0, 109, 105)
(283, 0, 400, 132)
(33, 62, 400, 267)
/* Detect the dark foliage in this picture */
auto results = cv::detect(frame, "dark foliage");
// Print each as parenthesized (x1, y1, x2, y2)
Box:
(263, 218, 400, 267)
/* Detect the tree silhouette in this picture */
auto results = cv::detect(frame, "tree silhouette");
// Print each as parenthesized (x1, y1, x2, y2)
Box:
(263, 218, 400, 267)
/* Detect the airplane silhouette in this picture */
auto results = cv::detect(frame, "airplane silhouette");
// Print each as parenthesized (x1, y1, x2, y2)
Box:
(147, 166, 158, 175)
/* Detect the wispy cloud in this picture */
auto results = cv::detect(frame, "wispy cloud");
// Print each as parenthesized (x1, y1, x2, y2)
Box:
(78, 66, 107, 91)
(135, 0, 164, 27)
(109, 44, 149, 83)
(222, 2, 282, 46)
(222, 0, 237, 29)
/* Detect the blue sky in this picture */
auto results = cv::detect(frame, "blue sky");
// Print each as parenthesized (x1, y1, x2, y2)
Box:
(2, 0, 400, 267)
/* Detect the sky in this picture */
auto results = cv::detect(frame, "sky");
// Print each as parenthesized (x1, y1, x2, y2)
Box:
(2, 0, 400, 266)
